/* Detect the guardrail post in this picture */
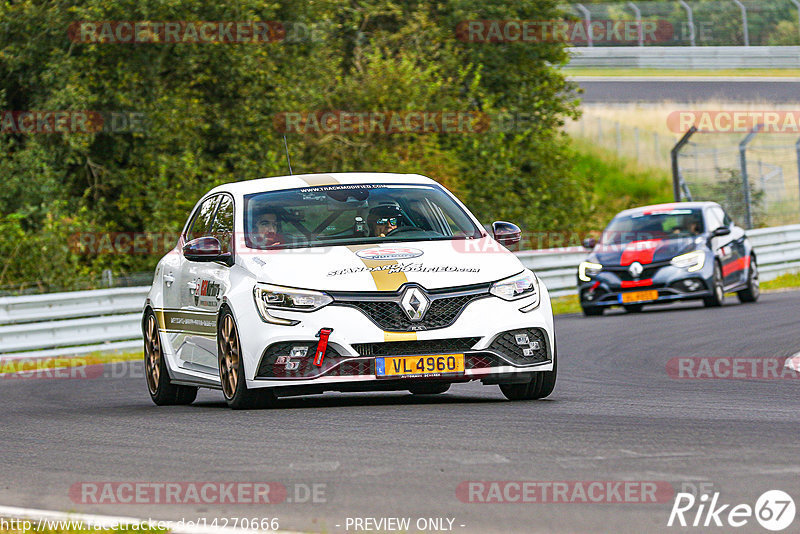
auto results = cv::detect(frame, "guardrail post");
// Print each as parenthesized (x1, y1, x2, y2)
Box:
(678, 0, 696, 46)
(671, 126, 697, 201)
(626, 2, 644, 46)
(739, 124, 763, 229)
(732, 0, 750, 46)
(575, 4, 593, 47)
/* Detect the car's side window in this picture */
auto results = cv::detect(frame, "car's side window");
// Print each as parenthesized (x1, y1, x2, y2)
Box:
(186, 195, 220, 241)
(720, 209, 733, 227)
(210, 195, 234, 254)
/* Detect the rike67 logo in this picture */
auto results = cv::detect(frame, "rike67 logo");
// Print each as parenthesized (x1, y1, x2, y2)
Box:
(668, 490, 795, 531)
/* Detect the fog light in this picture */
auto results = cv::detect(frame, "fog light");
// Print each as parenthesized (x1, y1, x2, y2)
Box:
(290, 346, 308, 358)
(515, 334, 530, 345)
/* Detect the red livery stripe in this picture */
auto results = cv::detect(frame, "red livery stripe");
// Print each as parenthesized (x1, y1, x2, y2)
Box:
(621, 279, 653, 288)
(722, 256, 751, 278)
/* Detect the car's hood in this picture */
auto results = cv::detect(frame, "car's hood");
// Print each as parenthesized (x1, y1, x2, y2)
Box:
(590, 236, 701, 266)
(239, 237, 524, 291)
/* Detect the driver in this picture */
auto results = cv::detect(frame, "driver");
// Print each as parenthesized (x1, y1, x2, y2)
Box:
(253, 207, 286, 247)
(367, 204, 403, 238)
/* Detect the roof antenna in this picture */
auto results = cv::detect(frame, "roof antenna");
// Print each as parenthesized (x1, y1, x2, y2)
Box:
(283, 135, 293, 175)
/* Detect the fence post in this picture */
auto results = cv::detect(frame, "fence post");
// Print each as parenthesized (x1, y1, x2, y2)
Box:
(795, 135, 800, 214)
(679, 0, 696, 46)
(739, 124, 763, 229)
(627, 2, 644, 46)
(732, 0, 750, 46)
(671, 126, 697, 201)
(575, 4, 593, 47)
(791, 0, 800, 43)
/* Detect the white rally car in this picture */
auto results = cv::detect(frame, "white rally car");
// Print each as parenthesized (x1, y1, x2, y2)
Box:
(142, 172, 556, 409)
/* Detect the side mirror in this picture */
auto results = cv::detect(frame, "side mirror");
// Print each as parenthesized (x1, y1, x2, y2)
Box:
(183, 237, 231, 264)
(712, 226, 731, 237)
(583, 237, 597, 250)
(492, 221, 521, 247)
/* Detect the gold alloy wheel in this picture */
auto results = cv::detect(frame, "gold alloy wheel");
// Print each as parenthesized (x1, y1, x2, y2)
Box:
(144, 314, 161, 395)
(218, 314, 240, 399)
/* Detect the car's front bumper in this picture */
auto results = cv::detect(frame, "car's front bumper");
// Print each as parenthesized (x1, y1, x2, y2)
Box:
(577, 261, 714, 310)
(236, 286, 555, 389)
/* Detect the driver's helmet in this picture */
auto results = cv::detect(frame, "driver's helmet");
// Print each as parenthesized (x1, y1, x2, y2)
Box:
(367, 203, 404, 236)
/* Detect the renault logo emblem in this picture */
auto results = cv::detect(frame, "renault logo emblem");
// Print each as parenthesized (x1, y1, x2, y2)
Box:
(628, 261, 643, 278)
(400, 287, 430, 322)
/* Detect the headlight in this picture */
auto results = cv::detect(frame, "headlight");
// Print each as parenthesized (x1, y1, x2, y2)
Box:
(578, 261, 603, 282)
(490, 270, 539, 309)
(253, 283, 333, 325)
(670, 250, 705, 272)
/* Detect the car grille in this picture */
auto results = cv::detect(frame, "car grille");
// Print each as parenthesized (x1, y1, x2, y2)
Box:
(488, 328, 549, 364)
(607, 263, 667, 282)
(330, 283, 490, 331)
(465, 353, 500, 369)
(352, 337, 480, 357)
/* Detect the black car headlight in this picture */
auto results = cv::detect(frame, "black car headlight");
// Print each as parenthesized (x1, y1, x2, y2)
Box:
(253, 283, 332, 325)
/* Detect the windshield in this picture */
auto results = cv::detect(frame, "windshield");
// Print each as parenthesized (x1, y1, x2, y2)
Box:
(243, 183, 482, 249)
(600, 208, 705, 245)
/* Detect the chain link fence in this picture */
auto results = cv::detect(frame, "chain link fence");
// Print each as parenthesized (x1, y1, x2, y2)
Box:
(562, 1, 800, 46)
(566, 108, 800, 228)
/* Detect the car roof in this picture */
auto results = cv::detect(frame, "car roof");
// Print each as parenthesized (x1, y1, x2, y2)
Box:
(615, 201, 719, 218)
(206, 172, 438, 197)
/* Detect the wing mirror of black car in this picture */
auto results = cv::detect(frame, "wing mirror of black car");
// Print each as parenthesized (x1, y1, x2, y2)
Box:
(183, 237, 233, 265)
(582, 237, 597, 250)
(492, 221, 522, 248)
(712, 226, 731, 237)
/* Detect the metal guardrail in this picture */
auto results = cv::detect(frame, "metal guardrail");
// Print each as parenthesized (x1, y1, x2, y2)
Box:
(567, 46, 800, 69)
(520, 223, 800, 298)
(0, 224, 798, 359)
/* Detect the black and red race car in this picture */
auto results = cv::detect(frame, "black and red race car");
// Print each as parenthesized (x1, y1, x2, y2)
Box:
(577, 202, 759, 316)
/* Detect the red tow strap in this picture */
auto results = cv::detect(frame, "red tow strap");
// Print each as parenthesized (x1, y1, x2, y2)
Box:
(314, 328, 333, 366)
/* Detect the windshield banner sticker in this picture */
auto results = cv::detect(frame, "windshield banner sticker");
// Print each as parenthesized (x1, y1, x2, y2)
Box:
(328, 262, 480, 277)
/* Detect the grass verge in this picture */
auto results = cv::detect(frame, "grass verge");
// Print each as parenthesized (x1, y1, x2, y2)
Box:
(570, 137, 673, 229)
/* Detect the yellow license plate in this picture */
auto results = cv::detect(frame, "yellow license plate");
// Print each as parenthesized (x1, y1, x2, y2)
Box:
(621, 290, 658, 303)
(376, 354, 465, 378)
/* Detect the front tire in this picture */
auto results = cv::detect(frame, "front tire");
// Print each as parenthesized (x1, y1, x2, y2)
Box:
(499, 341, 557, 401)
(737, 257, 760, 303)
(703, 262, 725, 308)
(143, 310, 198, 406)
(218, 309, 276, 410)
(581, 305, 604, 316)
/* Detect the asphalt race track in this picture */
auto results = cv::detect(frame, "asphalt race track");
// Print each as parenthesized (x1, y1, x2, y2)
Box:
(1, 290, 799, 533)
(572, 77, 800, 103)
